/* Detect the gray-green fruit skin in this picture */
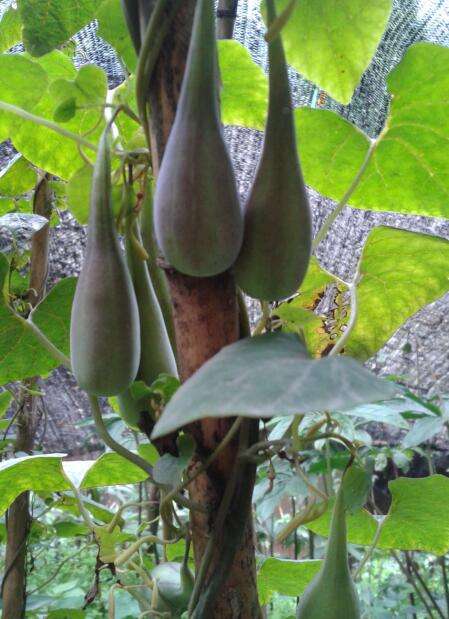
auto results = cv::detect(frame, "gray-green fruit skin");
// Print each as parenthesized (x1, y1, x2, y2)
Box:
(140, 178, 177, 357)
(151, 561, 194, 615)
(153, 0, 243, 277)
(296, 488, 361, 619)
(116, 216, 178, 428)
(126, 220, 177, 385)
(70, 130, 140, 396)
(234, 0, 311, 301)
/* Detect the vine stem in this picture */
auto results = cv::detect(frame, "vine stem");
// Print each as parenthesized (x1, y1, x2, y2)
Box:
(312, 140, 377, 250)
(0, 101, 97, 152)
(88, 395, 154, 479)
(189, 419, 254, 616)
(107, 500, 158, 534)
(353, 517, 384, 580)
(20, 315, 72, 369)
(115, 533, 179, 567)
(159, 417, 242, 522)
(328, 261, 361, 356)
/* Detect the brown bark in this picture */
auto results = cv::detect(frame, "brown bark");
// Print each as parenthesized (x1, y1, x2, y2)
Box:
(217, 0, 238, 39)
(148, 2, 260, 615)
(1, 175, 52, 619)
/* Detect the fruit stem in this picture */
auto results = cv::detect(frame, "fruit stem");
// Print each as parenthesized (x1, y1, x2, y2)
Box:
(353, 517, 385, 580)
(88, 395, 154, 479)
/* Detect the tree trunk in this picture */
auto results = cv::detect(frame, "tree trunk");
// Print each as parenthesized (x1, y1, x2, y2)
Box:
(1, 175, 52, 619)
(217, 0, 238, 39)
(148, 2, 261, 615)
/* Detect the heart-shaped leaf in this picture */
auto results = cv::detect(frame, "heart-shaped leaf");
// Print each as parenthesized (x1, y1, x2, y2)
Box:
(152, 332, 397, 438)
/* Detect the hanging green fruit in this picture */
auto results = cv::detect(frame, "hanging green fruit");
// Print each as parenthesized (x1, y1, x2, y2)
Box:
(125, 202, 177, 385)
(70, 129, 140, 396)
(234, 0, 311, 301)
(116, 185, 178, 431)
(140, 177, 177, 354)
(151, 561, 194, 615)
(153, 0, 243, 277)
(296, 480, 361, 619)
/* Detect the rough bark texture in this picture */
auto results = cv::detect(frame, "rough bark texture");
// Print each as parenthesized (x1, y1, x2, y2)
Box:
(2, 177, 52, 619)
(148, 2, 260, 615)
(217, 0, 238, 39)
(2, 492, 30, 619)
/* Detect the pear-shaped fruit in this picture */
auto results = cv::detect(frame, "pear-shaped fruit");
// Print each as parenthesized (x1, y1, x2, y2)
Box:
(70, 129, 140, 396)
(126, 216, 177, 385)
(296, 485, 361, 619)
(234, 0, 311, 301)
(140, 178, 177, 355)
(116, 204, 178, 431)
(153, 0, 243, 277)
(151, 561, 194, 615)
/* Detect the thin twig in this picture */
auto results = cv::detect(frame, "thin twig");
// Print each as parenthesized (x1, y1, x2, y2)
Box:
(89, 396, 154, 480)
(115, 533, 179, 567)
(391, 551, 435, 618)
(408, 555, 445, 619)
(28, 544, 89, 595)
(295, 461, 327, 501)
(353, 517, 384, 580)
(439, 556, 449, 615)
(160, 417, 242, 520)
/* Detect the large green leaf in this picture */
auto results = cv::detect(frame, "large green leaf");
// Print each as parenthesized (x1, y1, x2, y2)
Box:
(219, 40, 268, 130)
(0, 451, 154, 516)
(345, 227, 449, 361)
(379, 475, 449, 555)
(97, 0, 137, 73)
(297, 44, 449, 218)
(0, 53, 48, 141)
(270, 0, 392, 104)
(10, 55, 106, 179)
(0, 455, 70, 516)
(354, 43, 449, 216)
(0, 155, 37, 197)
(18, 0, 96, 57)
(307, 500, 377, 546)
(0, 6, 22, 53)
(66, 165, 93, 224)
(257, 557, 322, 606)
(32, 276, 76, 356)
(0, 276, 75, 385)
(152, 332, 396, 438)
(78, 452, 151, 489)
(296, 107, 370, 204)
(308, 475, 449, 555)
